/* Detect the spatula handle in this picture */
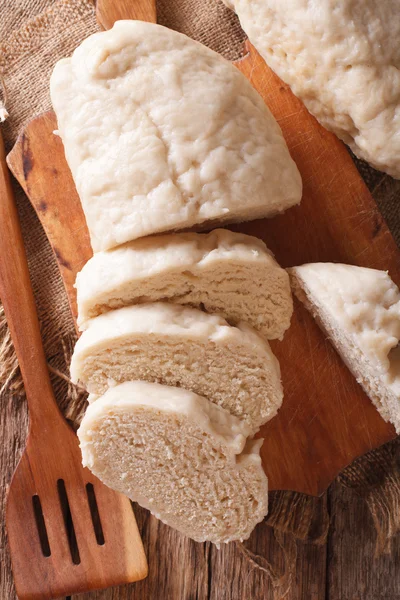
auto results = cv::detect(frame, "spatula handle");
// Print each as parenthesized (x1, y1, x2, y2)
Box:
(0, 131, 61, 429)
(96, 0, 156, 28)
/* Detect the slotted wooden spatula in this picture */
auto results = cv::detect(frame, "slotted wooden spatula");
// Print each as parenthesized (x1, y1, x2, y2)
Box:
(0, 125, 147, 597)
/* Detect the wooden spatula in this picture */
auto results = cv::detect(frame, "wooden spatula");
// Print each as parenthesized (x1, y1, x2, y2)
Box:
(0, 124, 147, 599)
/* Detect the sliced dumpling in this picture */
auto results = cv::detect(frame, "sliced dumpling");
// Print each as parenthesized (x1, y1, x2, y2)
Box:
(290, 263, 400, 432)
(78, 380, 269, 544)
(70, 302, 283, 433)
(225, 0, 400, 177)
(50, 20, 302, 252)
(75, 228, 293, 338)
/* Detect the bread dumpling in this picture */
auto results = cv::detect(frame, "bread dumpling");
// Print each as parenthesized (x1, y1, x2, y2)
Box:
(225, 0, 400, 178)
(75, 228, 293, 339)
(290, 263, 400, 432)
(78, 380, 269, 544)
(50, 20, 302, 251)
(70, 302, 283, 433)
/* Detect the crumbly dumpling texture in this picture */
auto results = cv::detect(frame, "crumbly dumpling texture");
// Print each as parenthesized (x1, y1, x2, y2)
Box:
(70, 302, 283, 433)
(78, 381, 269, 544)
(225, 0, 400, 178)
(290, 263, 400, 431)
(50, 20, 302, 251)
(76, 228, 293, 338)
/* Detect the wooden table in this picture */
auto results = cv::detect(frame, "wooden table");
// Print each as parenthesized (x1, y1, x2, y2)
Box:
(2, 1, 400, 596)
(2, 398, 400, 599)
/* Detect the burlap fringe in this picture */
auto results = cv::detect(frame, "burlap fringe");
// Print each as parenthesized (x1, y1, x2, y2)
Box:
(0, 304, 23, 397)
(367, 470, 400, 555)
(0, 314, 87, 426)
(48, 336, 88, 427)
(267, 490, 329, 544)
(236, 530, 297, 599)
(338, 438, 400, 555)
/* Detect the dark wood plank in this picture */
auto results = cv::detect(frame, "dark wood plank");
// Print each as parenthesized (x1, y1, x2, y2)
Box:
(71, 506, 209, 600)
(209, 521, 327, 600)
(327, 480, 400, 600)
(291, 539, 327, 600)
(71, 511, 327, 599)
(0, 393, 28, 600)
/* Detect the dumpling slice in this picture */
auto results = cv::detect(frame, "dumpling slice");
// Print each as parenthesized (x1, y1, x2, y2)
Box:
(78, 380, 269, 544)
(70, 302, 283, 434)
(75, 228, 293, 339)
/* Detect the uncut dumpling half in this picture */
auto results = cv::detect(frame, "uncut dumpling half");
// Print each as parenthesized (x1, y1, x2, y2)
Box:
(50, 20, 302, 251)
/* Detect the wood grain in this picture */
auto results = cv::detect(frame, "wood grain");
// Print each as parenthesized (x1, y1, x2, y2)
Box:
(233, 45, 398, 493)
(0, 130, 147, 598)
(72, 504, 328, 600)
(97, 0, 156, 29)
(8, 112, 91, 325)
(7, 428, 147, 599)
(7, 1, 398, 496)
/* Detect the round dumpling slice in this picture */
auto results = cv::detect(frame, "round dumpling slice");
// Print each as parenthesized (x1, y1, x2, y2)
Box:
(78, 380, 269, 544)
(70, 302, 283, 434)
(75, 228, 293, 339)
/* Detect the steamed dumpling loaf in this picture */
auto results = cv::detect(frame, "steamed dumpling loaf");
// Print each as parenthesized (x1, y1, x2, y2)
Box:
(70, 302, 283, 433)
(225, 0, 400, 178)
(78, 381, 269, 544)
(75, 228, 293, 339)
(50, 20, 302, 251)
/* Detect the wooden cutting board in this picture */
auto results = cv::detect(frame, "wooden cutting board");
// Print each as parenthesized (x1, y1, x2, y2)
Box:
(7, 0, 398, 497)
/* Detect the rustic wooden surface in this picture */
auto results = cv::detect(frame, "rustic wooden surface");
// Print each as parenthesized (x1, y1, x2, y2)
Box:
(4, 443, 400, 599)
(7, 1, 399, 496)
(71, 507, 328, 600)
(3, 0, 400, 599)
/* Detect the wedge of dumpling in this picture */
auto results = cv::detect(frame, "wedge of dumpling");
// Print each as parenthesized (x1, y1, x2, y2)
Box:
(75, 228, 293, 339)
(225, 0, 400, 178)
(78, 381, 269, 544)
(290, 263, 400, 432)
(50, 20, 302, 252)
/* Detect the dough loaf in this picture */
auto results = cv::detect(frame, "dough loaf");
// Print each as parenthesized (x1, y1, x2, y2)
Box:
(51, 20, 302, 251)
(225, 0, 400, 178)
(70, 301, 283, 433)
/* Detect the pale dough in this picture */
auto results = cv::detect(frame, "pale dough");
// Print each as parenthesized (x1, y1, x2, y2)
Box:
(225, 0, 400, 178)
(51, 20, 302, 251)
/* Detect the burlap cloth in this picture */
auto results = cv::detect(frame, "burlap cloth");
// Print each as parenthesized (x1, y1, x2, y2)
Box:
(1, 0, 400, 565)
